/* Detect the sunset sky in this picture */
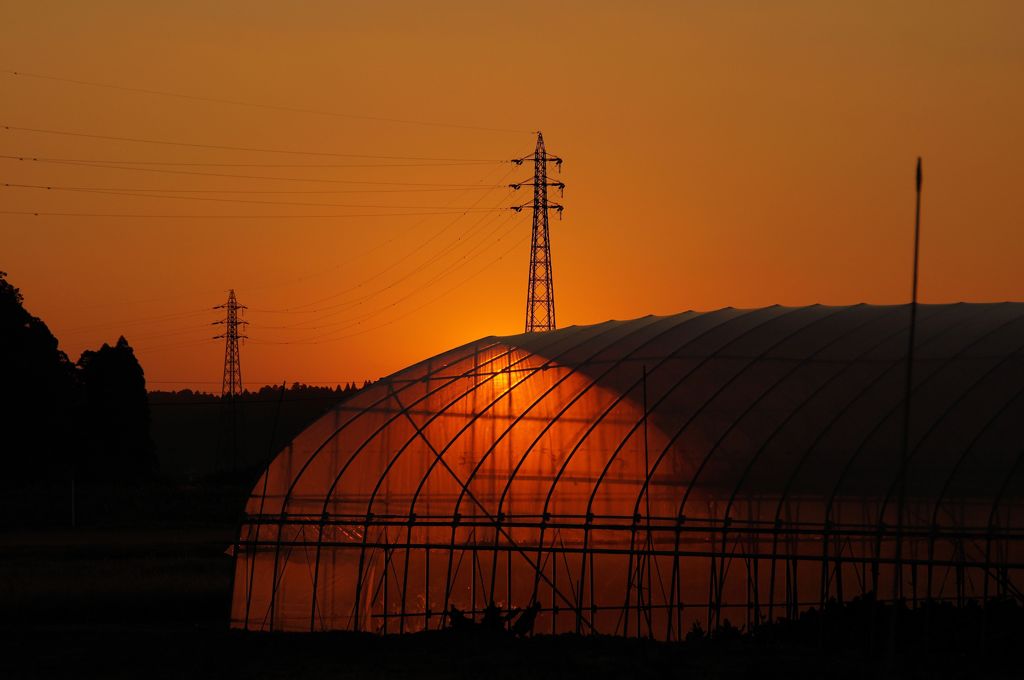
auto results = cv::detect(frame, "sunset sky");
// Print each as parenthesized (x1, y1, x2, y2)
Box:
(2, 1, 1021, 390)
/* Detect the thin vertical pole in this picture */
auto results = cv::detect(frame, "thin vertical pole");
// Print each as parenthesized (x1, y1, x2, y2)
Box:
(589, 551, 596, 633)
(676, 543, 683, 639)
(709, 530, 718, 630)
(836, 547, 844, 605)
(425, 543, 431, 630)
(768, 525, 779, 625)
(791, 524, 799, 620)
(891, 157, 923, 656)
(751, 501, 761, 627)
(666, 530, 680, 640)
(642, 365, 653, 637)
(472, 529, 478, 617)
(256, 382, 286, 631)
(551, 540, 558, 634)
(383, 541, 389, 634)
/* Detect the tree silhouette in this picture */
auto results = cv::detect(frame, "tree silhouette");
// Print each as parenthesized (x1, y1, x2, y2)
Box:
(0, 271, 76, 478)
(0, 271, 155, 482)
(77, 336, 156, 478)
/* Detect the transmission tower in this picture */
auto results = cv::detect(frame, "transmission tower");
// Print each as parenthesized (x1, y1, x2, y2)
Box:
(511, 131, 564, 333)
(214, 289, 248, 396)
(214, 289, 248, 469)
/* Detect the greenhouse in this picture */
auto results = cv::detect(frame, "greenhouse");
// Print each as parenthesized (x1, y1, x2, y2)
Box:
(231, 303, 1024, 638)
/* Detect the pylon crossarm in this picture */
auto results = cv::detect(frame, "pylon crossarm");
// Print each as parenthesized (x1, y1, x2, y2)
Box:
(511, 202, 563, 212)
(510, 180, 565, 190)
(511, 155, 562, 165)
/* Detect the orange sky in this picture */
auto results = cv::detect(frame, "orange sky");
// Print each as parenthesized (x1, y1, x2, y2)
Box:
(2, 1, 1022, 390)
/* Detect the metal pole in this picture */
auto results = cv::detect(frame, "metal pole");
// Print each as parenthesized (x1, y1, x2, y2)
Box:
(891, 157, 923, 658)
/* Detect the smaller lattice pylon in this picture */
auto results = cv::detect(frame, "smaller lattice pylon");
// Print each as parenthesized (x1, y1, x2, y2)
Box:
(213, 289, 248, 397)
(213, 289, 248, 469)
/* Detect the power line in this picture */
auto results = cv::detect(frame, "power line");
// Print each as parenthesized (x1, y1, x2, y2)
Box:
(130, 338, 218, 353)
(0, 182, 502, 193)
(121, 324, 218, 343)
(2, 115, 536, 351)
(105, 215, 519, 345)
(0, 156, 503, 168)
(56, 200, 524, 346)
(64, 325, 211, 345)
(248, 166, 511, 303)
(1, 181, 506, 210)
(252, 190, 516, 318)
(255, 209, 519, 332)
(22, 166, 512, 329)
(283, 216, 524, 337)
(305, 167, 534, 337)
(57, 307, 211, 334)
(1, 124, 509, 161)
(31, 226, 528, 365)
(252, 214, 529, 345)
(1, 155, 501, 186)
(127, 220, 527, 350)
(3, 69, 532, 135)
(0, 209, 505, 219)
(289, 229, 530, 344)
(250, 168, 518, 314)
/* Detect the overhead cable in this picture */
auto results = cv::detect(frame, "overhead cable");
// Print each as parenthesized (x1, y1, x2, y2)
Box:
(1, 124, 508, 161)
(3, 69, 531, 135)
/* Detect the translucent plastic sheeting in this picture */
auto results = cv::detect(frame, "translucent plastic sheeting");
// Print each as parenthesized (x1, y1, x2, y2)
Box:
(232, 304, 1024, 637)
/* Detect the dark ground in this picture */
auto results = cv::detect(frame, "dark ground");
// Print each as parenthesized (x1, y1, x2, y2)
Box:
(0, 627, 872, 680)
(0, 453, 1018, 680)
(1, 504, 1020, 679)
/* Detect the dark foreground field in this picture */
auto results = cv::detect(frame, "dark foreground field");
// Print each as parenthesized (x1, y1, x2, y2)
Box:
(1, 627, 873, 680)
(0, 506, 1019, 679)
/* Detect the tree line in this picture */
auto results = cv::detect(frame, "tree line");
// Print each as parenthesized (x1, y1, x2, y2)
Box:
(149, 382, 366, 476)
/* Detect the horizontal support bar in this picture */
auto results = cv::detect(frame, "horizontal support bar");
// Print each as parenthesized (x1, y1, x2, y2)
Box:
(236, 539, 1024, 570)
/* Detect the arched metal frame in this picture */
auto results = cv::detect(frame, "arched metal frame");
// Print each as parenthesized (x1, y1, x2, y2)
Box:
(232, 304, 1024, 639)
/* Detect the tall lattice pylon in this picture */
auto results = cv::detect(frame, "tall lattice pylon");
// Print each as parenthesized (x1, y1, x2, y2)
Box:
(214, 289, 248, 469)
(512, 131, 564, 333)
